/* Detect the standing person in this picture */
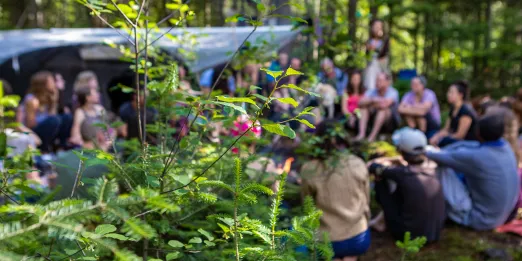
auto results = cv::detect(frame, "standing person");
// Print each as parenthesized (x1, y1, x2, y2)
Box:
(427, 113, 520, 230)
(429, 81, 477, 147)
(364, 19, 389, 91)
(69, 86, 106, 146)
(342, 70, 364, 128)
(368, 128, 445, 243)
(317, 57, 349, 97)
(301, 120, 371, 261)
(398, 76, 441, 138)
(355, 72, 399, 142)
(17, 71, 72, 153)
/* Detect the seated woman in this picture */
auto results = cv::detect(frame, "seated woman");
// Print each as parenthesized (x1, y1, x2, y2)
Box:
(17, 71, 72, 153)
(301, 120, 370, 261)
(429, 81, 477, 147)
(342, 70, 364, 129)
(69, 86, 106, 146)
(73, 71, 100, 110)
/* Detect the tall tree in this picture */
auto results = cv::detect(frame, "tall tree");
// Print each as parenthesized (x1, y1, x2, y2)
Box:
(348, 0, 357, 50)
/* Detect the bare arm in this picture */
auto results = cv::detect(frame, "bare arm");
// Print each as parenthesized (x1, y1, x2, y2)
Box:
(429, 119, 450, 145)
(375, 97, 394, 109)
(358, 96, 374, 107)
(70, 109, 86, 145)
(398, 101, 433, 116)
(341, 94, 350, 115)
(22, 98, 39, 129)
(450, 116, 472, 140)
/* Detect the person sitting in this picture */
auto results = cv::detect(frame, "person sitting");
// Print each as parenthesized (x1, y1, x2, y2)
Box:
(398, 76, 441, 138)
(426, 113, 520, 230)
(17, 71, 72, 153)
(317, 57, 349, 97)
(342, 70, 364, 129)
(53, 120, 113, 200)
(368, 128, 445, 243)
(119, 87, 157, 142)
(355, 72, 399, 142)
(429, 81, 477, 147)
(69, 86, 106, 146)
(484, 104, 521, 166)
(267, 52, 289, 86)
(301, 120, 371, 261)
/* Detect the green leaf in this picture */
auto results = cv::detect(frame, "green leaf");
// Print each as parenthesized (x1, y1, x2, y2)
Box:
(296, 119, 315, 129)
(276, 97, 298, 107)
(281, 84, 320, 97)
(95, 224, 116, 235)
(262, 124, 296, 139)
(286, 67, 304, 76)
(257, 3, 266, 12)
(252, 94, 268, 102)
(84, 157, 109, 168)
(188, 237, 202, 244)
(260, 68, 283, 79)
(117, 4, 135, 18)
(165, 3, 181, 9)
(110, 120, 124, 128)
(168, 240, 184, 248)
(225, 14, 243, 23)
(104, 233, 129, 241)
(13, 184, 40, 196)
(212, 101, 247, 115)
(204, 240, 216, 247)
(198, 229, 214, 241)
(166, 251, 182, 260)
(179, 4, 189, 13)
(217, 96, 258, 108)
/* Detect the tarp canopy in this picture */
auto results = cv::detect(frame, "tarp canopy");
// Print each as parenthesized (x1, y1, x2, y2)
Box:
(0, 26, 299, 110)
(0, 26, 299, 73)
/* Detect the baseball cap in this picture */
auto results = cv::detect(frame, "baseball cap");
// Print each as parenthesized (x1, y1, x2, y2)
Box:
(391, 127, 427, 155)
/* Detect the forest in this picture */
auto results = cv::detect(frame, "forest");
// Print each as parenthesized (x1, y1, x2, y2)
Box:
(1, 0, 522, 261)
(1, 0, 522, 96)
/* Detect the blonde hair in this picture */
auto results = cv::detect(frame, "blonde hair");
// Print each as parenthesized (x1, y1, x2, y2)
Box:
(74, 71, 98, 91)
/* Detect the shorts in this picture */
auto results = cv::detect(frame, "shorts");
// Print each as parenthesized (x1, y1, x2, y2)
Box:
(332, 229, 371, 258)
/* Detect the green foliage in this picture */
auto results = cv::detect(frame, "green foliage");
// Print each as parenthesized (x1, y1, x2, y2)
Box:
(396, 232, 427, 261)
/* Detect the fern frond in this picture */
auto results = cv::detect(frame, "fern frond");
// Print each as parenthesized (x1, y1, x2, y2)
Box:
(194, 192, 218, 204)
(270, 172, 288, 236)
(200, 180, 234, 193)
(316, 233, 334, 260)
(240, 183, 274, 196)
(121, 217, 157, 240)
(238, 192, 257, 205)
(146, 196, 180, 213)
(0, 250, 39, 261)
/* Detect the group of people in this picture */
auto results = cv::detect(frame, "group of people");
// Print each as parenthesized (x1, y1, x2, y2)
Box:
(4, 17, 522, 261)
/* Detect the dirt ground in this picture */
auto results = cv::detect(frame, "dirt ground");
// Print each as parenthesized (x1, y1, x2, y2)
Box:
(360, 225, 522, 261)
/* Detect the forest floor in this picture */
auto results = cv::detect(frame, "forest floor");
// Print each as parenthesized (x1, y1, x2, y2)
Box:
(360, 224, 522, 261)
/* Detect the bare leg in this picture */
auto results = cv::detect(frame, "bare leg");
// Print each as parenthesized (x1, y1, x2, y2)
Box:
(355, 108, 370, 140)
(367, 109, 391, 142)
(404, 115, 416, 129)
(416, 117, 427, 133)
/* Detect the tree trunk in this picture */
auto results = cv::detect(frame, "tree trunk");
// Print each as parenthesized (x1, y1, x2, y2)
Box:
(423, 13, 433, 75)
(369, 0, 378, 20)
(414, 13, 420, 71)
(387, 1, 394, 66)
(483, 0, 491, 69)
(211, 0, 225, 26)
(348, 0, 357, 51)
(472, 3, 482, 80)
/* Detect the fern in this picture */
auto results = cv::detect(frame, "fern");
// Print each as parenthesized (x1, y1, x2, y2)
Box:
(270, 172, 288, 250)
(121, 217, 157, 240)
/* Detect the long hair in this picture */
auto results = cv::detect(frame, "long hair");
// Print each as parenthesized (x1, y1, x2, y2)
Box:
(27, 71, 55, 107)
(370, 19, 386, 39)
(346, 70, 364, 95)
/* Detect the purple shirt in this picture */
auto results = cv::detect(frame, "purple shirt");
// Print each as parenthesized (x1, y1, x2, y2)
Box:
(401, 89, 441, 125)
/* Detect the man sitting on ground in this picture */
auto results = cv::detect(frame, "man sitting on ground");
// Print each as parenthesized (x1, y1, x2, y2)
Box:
(426, 113, 520, 230)
(368, 128, 445, 243)
(53, 121, 113, 200)
(355, 72, 400, 142)
(398, 76, 441, 138)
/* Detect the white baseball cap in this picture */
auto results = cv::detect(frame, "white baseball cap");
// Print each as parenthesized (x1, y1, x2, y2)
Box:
(392, 127, 427, 155)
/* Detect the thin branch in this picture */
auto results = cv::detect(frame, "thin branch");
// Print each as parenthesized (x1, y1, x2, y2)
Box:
(110, 0, 136, 27)
(134, 26, 144, 146)
(85, 4, 135, 46)
(47, 238, 55, 258)
(137, 18, 186, 55)
(133, 209, 155, 218)
(70, 151, 84, 198)
(58, 246, 88, 261)
(75, 240, 86, 256)
(136, 0, 147, 23)
(0, 189, 20, 205)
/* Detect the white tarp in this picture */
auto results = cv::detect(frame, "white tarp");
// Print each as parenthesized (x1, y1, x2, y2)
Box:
(0, 26, 299, 73)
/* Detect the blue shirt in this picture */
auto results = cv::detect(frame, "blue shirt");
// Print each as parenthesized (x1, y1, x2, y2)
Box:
(427, 139, 519, 230)
(199, 68, 236, 93)
(317, 68, 349, 96)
